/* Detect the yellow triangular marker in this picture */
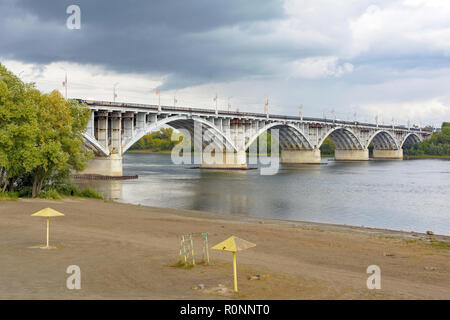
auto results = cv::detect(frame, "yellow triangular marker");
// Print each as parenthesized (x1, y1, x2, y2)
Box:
(31, 208, 65, 217)
(212, 236, 256, 293)
(31, 208, 64, 248)
(211, 236, 255, 252)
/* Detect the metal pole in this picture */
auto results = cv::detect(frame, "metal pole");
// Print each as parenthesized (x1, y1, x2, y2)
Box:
(215, 93, 218, 115)
(65, 73, 68, 99)
(113, 83, 119, 102)
(233, 252, 238, 292)
(46, 217, 49, 248)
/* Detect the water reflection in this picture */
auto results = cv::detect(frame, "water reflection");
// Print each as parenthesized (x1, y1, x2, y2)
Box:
(78, 153, 450, 236)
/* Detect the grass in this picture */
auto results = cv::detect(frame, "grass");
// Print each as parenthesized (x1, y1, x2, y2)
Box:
(170, 259, 195, 269)
(2, 183, 104, 201)
(429, 240, 450, 250)
(404, 155, 450, 159)
(0, 192, 19, 201)
(79, 186, 103, 199)
(404, 237, 450, 250)
(40, 189, 61, 200)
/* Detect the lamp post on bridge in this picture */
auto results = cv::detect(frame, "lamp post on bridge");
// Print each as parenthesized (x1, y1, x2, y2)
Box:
(113, 82, 119, 102)
(299, 105, 303, 121)
(155, 88, 161, 112)
(213, 93, 218, 115)
(61, 67, 68, 100)
(264, 99, 269, 119)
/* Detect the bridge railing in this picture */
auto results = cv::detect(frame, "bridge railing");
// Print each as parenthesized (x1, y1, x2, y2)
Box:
(76, 99, 432, 133)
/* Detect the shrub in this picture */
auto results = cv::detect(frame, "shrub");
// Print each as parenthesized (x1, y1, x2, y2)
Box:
(55, 183, 81, 196)
(79, 186, 103, 199)
(18, 186, 33, 198)
(40, 189, 61, 200)
(0, 192, 19, 201)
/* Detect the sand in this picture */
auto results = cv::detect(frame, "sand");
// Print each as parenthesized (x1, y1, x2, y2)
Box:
(0, 198, 449, 299)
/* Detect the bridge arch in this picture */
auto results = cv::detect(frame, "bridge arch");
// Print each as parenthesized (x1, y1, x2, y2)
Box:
(318, 127, 364, 150)
(244, 122, 314, 151)
(401, 132, 422, 148)
(366, 130, 400, 150)
(122, 115, 238, 153)
(83, 133, 110, 156)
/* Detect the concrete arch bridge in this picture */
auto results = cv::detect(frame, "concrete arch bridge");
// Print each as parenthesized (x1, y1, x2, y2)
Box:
(79, 100, 432, 176)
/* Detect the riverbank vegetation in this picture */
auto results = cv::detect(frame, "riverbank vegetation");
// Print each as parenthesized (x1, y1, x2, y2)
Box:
(0, 63, 101, 200)
(404, 122, 450, 157)
(128, 128, 179, 152)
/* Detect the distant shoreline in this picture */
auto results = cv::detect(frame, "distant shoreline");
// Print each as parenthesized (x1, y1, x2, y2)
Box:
(126, 150, 449, 160)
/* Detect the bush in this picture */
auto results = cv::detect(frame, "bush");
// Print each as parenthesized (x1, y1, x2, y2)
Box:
(18, 186, 33, 198)
(55, 182, 81, 196)
(40, 189, 61, 200)
(79, 186, 103, 199)
(0, 192, 19, 201)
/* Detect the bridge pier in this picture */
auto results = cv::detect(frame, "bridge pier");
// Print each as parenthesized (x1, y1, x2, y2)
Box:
(81, 154, 123, 176)
(200, 151, 247, 169)
(280, 149, 321, 164)
(373, 149, 403, 160)
(335, 149, 369, 161)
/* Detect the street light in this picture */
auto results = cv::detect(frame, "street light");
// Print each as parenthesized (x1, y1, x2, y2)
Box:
(113, 82, 119, 102)
(174, 90, 178, 107)
(264, 98, 269, 119)
(61, 67, 68, 99)
(213, 93, 218, 115)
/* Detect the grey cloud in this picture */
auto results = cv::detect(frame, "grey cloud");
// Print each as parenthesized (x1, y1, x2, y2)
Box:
(0, 0, 295, 89)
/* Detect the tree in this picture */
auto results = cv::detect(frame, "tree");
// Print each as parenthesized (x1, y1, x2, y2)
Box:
(0, 63, 91, 196)
(404, 122, 450, 156)
(30, 91, 91, 197)
(0, 64, 40, 192)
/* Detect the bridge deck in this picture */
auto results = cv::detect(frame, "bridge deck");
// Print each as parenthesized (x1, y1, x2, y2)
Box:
(77, 99, 430, 133)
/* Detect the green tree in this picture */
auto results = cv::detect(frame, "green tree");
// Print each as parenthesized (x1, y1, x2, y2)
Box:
(320, 137, 335, 156)
(404, 122, 450, 156)
(0, 64, 40, 192)
(30, 91, 91, 197)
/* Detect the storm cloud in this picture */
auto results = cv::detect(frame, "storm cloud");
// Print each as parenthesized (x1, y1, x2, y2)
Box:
(1, 0, 450, 124)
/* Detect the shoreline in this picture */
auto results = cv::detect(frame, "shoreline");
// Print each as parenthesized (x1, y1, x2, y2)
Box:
(121, 200, 450, 240)
(1, 198, 449, 299)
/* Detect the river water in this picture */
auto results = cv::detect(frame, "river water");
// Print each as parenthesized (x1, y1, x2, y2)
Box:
(78, 153, 450, 235)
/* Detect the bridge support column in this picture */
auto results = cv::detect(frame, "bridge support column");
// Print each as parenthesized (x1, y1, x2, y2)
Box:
(80, 154, 123, 176)
(200, 151, 247, 169)
(335, 149, 369, 161)
(280, 148, 321, 164)
(373, 149, 403, 160)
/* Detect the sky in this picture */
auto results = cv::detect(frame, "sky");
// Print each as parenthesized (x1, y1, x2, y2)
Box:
(1, 0, 450, 127)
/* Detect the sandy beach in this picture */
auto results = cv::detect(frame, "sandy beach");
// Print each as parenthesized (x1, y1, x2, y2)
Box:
(0, 198, 449, 299)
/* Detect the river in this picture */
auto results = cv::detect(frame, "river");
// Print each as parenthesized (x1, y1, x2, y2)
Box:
(77, 153, 450, 236)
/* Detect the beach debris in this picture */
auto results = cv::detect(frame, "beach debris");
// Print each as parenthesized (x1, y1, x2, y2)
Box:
(178, 232, 210, 267)
(212, 236, 256, 293)
(426, 231, 434, 236)
(248, 274, 270, 281)
(424, 266, 438, 271)
(31, 207, 65, 249)
(383, 252, 396, 257)
(192, 284, 205, 290)
(203, 284, 232, 295)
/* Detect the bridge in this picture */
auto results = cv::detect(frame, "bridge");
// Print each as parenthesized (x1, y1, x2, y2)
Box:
(78, 99, 433, 176)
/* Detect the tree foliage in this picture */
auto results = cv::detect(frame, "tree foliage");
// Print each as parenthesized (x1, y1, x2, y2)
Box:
(0, 63, 91, 196)
(320, 137, 335, 155)
(129, 128, 178, 152)
(404, 122, 450, 156)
